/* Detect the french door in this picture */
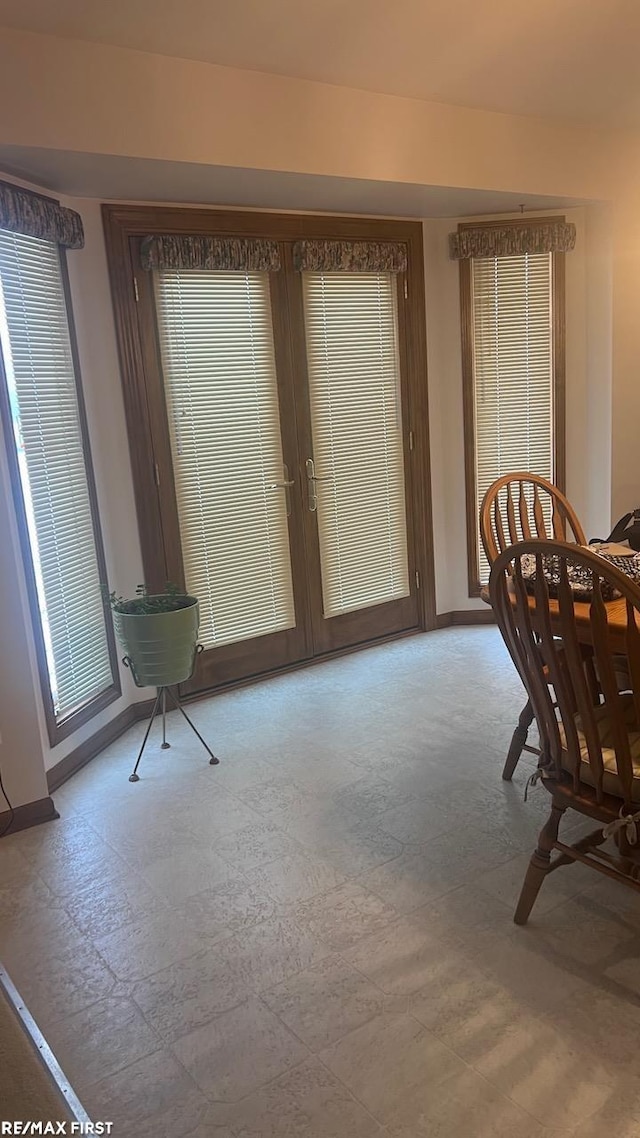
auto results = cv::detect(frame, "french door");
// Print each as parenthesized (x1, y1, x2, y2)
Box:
(111, 213, 430, 694)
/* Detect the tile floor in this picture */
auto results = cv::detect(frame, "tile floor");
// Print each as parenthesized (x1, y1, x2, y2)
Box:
(2, 627, 640, 1137)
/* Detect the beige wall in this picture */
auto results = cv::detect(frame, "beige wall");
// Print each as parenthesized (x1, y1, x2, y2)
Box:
(1, 24, 640, 805)
(0, 27, 631, 200)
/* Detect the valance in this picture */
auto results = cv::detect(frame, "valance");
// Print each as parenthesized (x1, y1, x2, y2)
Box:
(0, 181, 84, 249)
(293, 239, 408, 274)
(140, 235, 281, 272)
(449, 221, 576, 260)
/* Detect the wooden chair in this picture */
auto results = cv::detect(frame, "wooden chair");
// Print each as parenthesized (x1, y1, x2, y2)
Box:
(480, 474, 587, 780)
(490, 539, 640, 925)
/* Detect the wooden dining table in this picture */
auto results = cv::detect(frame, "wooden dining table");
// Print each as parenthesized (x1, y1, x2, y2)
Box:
(481, 584, 630, 654)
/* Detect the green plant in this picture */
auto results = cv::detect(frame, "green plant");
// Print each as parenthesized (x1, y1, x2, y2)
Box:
(105, 582, 194, 615)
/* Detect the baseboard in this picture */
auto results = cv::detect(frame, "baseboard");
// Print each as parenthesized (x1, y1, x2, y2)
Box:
(435, 609, 495, 628)
(0, 795, 59, 837)
(46, 702, 151, 792)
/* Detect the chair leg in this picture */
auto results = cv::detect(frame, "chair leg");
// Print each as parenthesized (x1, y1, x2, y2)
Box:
(502, 698, 535, 781)
(514, 802, 566, 926)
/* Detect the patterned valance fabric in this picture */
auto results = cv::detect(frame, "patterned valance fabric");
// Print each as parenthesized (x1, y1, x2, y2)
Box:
(0, 181, 84, 249)
(140, 235, 281, 272)
(449, 221, 576, 260)
(293, 239, 408, 274)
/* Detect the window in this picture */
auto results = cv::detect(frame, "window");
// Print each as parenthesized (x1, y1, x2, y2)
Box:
(0, 228, 119, 743)
(459, 220, 565, 593)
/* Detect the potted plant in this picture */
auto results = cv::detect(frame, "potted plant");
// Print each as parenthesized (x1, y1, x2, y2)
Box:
(108, 583, 200, 688)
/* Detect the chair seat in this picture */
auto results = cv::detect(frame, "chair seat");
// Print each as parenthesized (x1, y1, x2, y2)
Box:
(561, 693, 640, 801)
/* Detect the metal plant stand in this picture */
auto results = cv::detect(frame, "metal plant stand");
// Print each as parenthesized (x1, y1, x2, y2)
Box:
(123, 650, 219, 782)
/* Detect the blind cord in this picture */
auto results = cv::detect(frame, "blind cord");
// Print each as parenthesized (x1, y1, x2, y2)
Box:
(0, 762, 15, 838)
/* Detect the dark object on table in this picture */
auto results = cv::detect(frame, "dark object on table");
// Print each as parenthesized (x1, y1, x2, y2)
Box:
(592, 509, 640, 551)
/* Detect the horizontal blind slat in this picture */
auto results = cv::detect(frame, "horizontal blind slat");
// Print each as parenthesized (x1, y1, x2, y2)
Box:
(471, 252, 554, 583)
(0, 229, 113, 719)
(303, 271, 409, 618)
(154, 268, 295, 649)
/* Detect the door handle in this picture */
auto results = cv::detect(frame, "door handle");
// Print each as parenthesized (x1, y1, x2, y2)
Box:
(305, 458, 333, 512)
(266, 464, 294, 516)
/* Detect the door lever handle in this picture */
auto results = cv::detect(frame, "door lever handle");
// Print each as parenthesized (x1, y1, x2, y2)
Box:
(266, 465, 294, 516)
(305, 458, 333, 511)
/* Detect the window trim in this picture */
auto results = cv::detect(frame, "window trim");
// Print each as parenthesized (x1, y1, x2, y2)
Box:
(0, 244, 121, 746)
(459, 216, 566, 597)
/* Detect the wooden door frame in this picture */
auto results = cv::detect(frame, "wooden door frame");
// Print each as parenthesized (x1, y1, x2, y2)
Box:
(102, 205, 437, 676)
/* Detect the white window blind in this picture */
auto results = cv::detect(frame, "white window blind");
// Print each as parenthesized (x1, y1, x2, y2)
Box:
(472, 253, 554, 583)
(302, 271, 409, 617)
(154, 269, 295, 648)
(0, 230, 113, 721)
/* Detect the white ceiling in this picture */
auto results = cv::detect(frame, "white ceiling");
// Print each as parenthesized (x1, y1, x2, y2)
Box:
(0, 147, 588, 217)
(1, 0, 640, 128)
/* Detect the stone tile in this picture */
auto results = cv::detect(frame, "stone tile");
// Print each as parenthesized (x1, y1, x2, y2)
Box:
(6, 814, 101, 864)
(293, 881, 398, 952)
(214, 757, 285, 795)
(171, 996, 308, 1101)
(214, 913, 330, 993)
(84, 1048, 208, 1135)
(547, 984, 640, 1082)
(43, 996, 159, 1090)
(245, 852, 347, 907)
(319, 1012, 466, 1124)
(471, 931, 599, 1016)
(0, 874, 59, 921)
(174, 787, 266, 838)
(139, 846, 234, 904)
(572, 1076, 640, 1138)
(420, 882, 514, 947)
(262, 953, 386, 1051)
(288, 814, 404, 877)
(238, 777, 313, 820)
(65, 870, 168, 939)
(131, 949, 250, 1041)
(473, 1011, 613, 1130)
(581, 875, 640, 936)
(528, 893, 638, 966)
(0, 842, 35, 885)
(135, 1097, 233, 1138)
(214, 821, 303, 873)
(29, 833, 130, 896)
(94, 909, 209, 982)
(331, 776, 414, 822)
(178, 877, 276, 939)
(376, 795, 453, 846)
(357, 847, 458, 913)
(230, 1056, 382, 1138)
(3, 926, 116, 1029)
(409, 956, 528, 1052)
(386, 1065, 549, 1137)
(476, 851, 595, 918)
(343, 910, 465, 997)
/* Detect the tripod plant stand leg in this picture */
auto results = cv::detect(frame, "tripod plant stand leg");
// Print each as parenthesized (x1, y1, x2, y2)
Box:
(161, 687, 170, 749)
(165, 686, 219, 765)
(129, 687, 164, 782)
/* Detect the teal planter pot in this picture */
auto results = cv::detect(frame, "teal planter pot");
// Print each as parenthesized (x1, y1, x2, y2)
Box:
(113, 596, 199, 688)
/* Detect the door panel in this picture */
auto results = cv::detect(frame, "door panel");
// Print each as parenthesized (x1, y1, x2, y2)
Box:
(142, 264, 311, 691)
(298, 269, 419, 653)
